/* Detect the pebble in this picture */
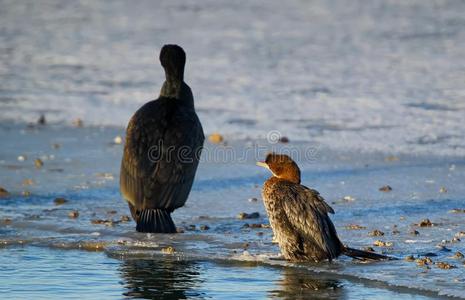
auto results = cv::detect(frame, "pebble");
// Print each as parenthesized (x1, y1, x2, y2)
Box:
(22, 179, 35, 186)
(369, 229, 384, 236)
(373, 240, 393, 247)
(113, 136, 123, 144)
(187, 224, 196, 231)
(364, 247, 375, 252)
(176, 227, 185, 233)
(68, 211, 79, 218)
(34, 158, 44, 169)
(37, 115, 46, 125)
(161, 246, 175, 254)
(417, 219, 434, 227)
(404, 255, 415, 262)
(208, 133, 224, 144)
(343, 195, 355, 202)
(449, 208, 465, 213)
(22, 191, 31, 197)
(248, 198, 258, 202)
(91, 219, 115, 226)
(453, 252, 464, 259)
(54, 198, 68, 205)
(73, 118, 84, 127)
(439, 187, 447, 193)
(416, 257, 433, 266)
(379, 185, 392, 192)
(17, 155, 27, 161)
(120, 215, 130, 222)
(392, 230, 400, 235)
(237, 212, 260, 219)
(456, 231, 465, 237)
(200, 225, 210, 231)
(278, 136, 290, 143)
(345, 224, 366, 230)
(0, 187, 10, 198)
(107, 210, 117, 214)
(385, 155, 399, 162)
(436, 262, 455, 269)
(410, 230, 420, 236)
(52, 143, 61, 149)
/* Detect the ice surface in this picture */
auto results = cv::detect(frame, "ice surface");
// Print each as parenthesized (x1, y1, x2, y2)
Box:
(0, 125, 464, 298)
(0, 0, 465, 155)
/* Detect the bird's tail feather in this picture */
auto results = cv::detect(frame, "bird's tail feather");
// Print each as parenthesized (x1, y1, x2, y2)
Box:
(136, 209, 177, 233)
(343, 247, 397, 261)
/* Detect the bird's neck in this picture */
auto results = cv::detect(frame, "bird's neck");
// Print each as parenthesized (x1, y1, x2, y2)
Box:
(160, 78, 182, 99)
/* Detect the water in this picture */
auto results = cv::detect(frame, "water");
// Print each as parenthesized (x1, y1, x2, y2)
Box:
(1, 0, 465, 298)
(0, 125, 464, 298)
(0, 0, 464, 155)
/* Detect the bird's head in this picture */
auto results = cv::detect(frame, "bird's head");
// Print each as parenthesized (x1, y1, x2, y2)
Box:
(159, 44, 186, 81)
(257, 153, 301, 184)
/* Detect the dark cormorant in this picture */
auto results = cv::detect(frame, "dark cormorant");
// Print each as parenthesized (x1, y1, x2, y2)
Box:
(257, 153, 392, 262)
(120, 45, 204, 233)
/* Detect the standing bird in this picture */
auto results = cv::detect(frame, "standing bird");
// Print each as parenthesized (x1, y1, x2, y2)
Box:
(257, 153, 392, 262)
(120, 45, 204, 233)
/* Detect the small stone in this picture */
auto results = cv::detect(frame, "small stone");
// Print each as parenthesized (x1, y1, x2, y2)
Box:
(68, 211, 79, 218)
(410, 230, 420, 236)
(161, 246, 175, 254)
(248, 198, 258, 202)
(22, 191, 31, 197)
(379, 185, 392, 192)
(373, 240, 393, 247)
(416, 257, 433, 266)
(2, 218, 12, 224)
(52, 143, 61, 149)
(113, 136, 123, 144)
(38, 114, 46, 125)
(107, 210, 117, 214)
(120, 215, 130, 222)
(73, 118, 84, 127)
(34, 158, 44, 169)
(208, 133, 224, 144)
(242, 243, 250, 249)
(405, 255, 415, 262)
(278, 136, 290, 143)
(436, 262, 455, 269)
(456, 231, 465, 237)
(237, 212, 260, 219)
(439, 187, 447, 193)
(436, 245, 451, 252)
(17, 155, 27, 162)
(364, 247, 375, 252)
(54, 197, 68, 205)
(345, 224, 366, 230)
(417, 219, 434, 227)
(449, 208, 465, 213)
(187, 224, 196, 231)
(91, 219, 115, 226)
(452, 237, 461, 243)
(22, 179, 35, 186)
(256, 232, 264, 236)
(0, 187, 10, 198)
(453, 252, 464, 259)
(200, 225, 210, 231)
(176, 227, 185, 233)
(385, 155, 399, 162)
(392, 230, 400, 235)
(369, 229, 384, 236)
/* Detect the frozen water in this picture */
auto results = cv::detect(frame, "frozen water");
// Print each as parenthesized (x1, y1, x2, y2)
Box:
(0, 0, 464, 155)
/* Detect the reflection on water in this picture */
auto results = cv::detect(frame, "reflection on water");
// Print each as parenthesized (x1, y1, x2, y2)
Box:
(119, 257, 343, 300)
(120, 258, 204, 299)
(271, 268, 343, 300)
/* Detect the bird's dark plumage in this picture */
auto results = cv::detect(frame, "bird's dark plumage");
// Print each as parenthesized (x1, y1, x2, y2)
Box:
(258, 153, 392, 262)
(120, 45, 204, 233)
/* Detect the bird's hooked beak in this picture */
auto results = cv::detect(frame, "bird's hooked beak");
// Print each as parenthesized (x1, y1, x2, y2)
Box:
(256, 161, 268, 169)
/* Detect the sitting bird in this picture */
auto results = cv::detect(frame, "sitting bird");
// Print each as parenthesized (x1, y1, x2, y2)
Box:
(257, 153, 393, 262)
(120, 44, 204, 233)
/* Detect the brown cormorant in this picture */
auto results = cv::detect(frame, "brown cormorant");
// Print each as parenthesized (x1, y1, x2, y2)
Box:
(257, 153, 392, 262)
(120, 45, 204, 233)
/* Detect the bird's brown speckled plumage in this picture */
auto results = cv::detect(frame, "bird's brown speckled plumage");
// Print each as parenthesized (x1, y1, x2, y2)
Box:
(120, 45, 204, 233)
(259, 153, 392, 262)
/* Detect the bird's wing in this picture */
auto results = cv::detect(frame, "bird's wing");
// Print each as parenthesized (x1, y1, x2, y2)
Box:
(279, 184, 341, 258)
(120, 98, 204, 211)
